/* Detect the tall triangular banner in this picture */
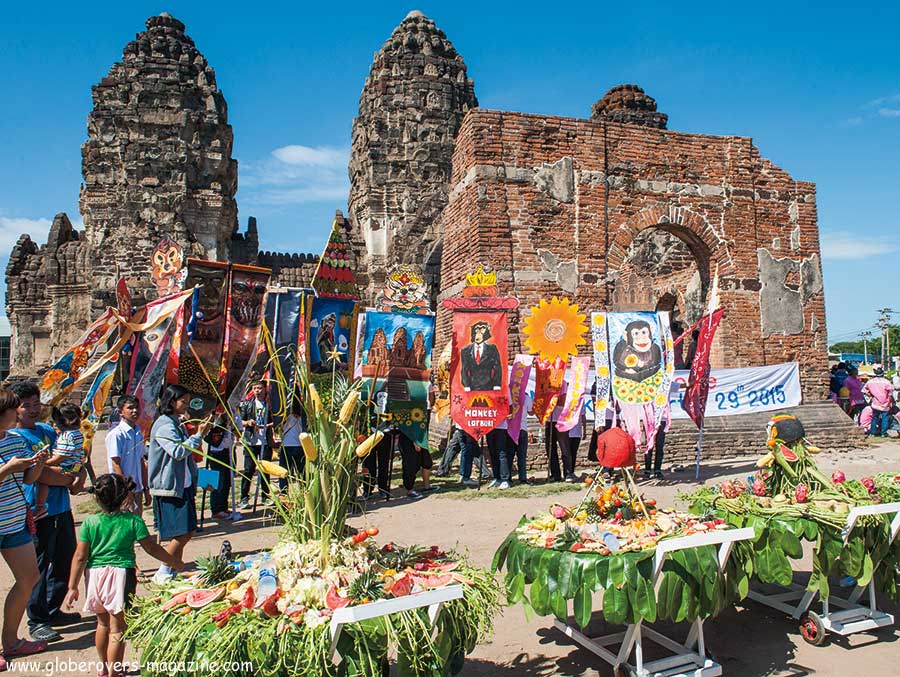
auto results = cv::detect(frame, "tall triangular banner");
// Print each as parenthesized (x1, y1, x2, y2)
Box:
(681, 308, 725, 429)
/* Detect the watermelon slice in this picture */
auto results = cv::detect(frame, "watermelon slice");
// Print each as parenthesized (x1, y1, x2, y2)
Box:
(410, 573, 453, 589)
(161, 591, 190, 611)
(186, 587, 225, 609)
(779, 444, 798, 462)
(387, 573, 412, 598)
(325, 585, 350, 610)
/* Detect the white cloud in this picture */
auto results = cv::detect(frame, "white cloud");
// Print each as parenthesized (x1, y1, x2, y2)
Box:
(271, 145, 347, 167)
(240, 145, 349, 207)
(878, 108, 900, 118)
(820, 231, 899, 260)
(0, 216, 52, 250)
(865, 93, 900, 108)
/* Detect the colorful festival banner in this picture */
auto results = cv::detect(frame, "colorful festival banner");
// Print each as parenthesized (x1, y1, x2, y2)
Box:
(170, 260, 229, 414)
(591, 313, 612, 417)
(556, 356, 590, 433)
(134, 322, 176, 439)
(432, 342, 453, 423)
(151, 235, 187, 298)
(531, 357, 566, 425)
(308, 296, 356, 375)
(507, 354, 534, 442)
(680, 308, 724, 429)
(603, 311, 675, 452)
(357, 309, 435, 448)
(82, 354, 119, 422)
(449, 311, 510, 440)
(311, 219, 358, 300)
(221, 264, 271, 398)
(40, 309, 119, 404)
(374, 265, 430, 314)
(267, 288, 307, 423)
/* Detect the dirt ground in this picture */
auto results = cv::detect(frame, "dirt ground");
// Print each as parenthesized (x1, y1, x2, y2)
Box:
(2, 436, 899, 676)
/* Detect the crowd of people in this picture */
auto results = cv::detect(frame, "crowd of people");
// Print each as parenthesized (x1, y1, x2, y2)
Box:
(830, 361, 900, 437)
(0, 369, 672, 675)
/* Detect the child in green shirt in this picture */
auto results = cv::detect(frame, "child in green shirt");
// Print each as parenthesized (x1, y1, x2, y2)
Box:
(64, 474, 182, 677)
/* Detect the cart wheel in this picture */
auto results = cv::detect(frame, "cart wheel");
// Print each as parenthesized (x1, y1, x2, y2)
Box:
(613, 663, 629, 677)
(799, 611, 826, 646)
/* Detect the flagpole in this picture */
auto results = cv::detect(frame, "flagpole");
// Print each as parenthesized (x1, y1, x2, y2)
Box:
(695, 422, 703, 480)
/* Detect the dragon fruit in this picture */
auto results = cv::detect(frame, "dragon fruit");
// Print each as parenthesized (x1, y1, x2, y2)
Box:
(550, 505, 569, 519)
(861, 477, 877, 495)
(794, 483, 809, 503)
(720, 480, 740, 499)
(752, 478, 768, 497)
(831, 470, 845, 485)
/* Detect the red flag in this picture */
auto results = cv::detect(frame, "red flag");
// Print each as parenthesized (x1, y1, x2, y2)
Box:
(681, 308, 724, 429)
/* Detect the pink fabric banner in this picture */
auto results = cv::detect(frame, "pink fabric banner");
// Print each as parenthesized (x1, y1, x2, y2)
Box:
(555, 356, 590, 433)
(507, 354, 533, 442)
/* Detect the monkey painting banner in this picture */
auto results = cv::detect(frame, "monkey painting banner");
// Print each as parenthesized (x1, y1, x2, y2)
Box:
(221, 264, 271, 399)
(449, 311, 510, 441)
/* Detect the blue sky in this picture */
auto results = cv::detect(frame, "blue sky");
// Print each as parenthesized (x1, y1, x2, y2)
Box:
(1, 1, 898, 343)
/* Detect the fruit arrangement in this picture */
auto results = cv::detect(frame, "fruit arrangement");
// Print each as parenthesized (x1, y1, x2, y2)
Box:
(684, 414, 900, 602)
(494, 474, 753, 629)
(516, 480, 728, 556)
(127, 363, 500, 677)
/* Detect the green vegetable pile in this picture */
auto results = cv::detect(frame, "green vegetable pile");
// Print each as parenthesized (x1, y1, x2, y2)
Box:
(492, 517, 754, 629)
(127, 560, 499, 677)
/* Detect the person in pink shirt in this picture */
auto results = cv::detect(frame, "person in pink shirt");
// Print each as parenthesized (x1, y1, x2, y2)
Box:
(863, 368, 893, 436)
(842, 367, 867, 418)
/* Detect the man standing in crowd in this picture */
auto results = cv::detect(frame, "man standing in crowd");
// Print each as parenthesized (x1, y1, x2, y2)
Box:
(864, 367, 894, 437)
(8, 382, 85, 643)
(106, 395, 149, 514)
(238, 380, 273, 508)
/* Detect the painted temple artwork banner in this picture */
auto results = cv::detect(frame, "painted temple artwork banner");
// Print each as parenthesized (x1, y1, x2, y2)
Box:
(356, 310, 435, 447)
(307, 296, 356, 375)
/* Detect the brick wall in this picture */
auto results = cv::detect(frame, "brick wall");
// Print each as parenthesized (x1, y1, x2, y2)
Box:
(436, 109, 829, 402)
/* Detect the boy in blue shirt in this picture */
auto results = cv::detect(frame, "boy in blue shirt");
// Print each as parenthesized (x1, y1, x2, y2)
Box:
(8, 382, 86, 643)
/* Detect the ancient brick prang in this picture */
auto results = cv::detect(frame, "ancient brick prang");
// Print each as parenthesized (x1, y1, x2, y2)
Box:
(592, 84, 668, 129)
(79, 11, 238, 310)
(436, 106, 829, 402)
(348, 10, 477, 304)
(5, 214, 92, 370)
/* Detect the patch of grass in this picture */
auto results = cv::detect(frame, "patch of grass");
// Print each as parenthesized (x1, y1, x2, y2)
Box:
(75, 499, 102, 515)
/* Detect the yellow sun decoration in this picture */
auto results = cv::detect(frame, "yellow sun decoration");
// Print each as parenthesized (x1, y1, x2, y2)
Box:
(523, 297, 588, 362)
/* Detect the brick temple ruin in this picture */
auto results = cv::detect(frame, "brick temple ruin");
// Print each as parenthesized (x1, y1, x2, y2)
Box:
(5, 11, 859, 455)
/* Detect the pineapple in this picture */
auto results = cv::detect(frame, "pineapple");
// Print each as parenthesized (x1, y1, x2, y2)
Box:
(584, 500, 605, 524)
(196, 553, 236, 587)
(348, 568, 385, 604)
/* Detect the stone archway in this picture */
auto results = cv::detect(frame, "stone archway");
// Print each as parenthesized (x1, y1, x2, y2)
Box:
(611, 226, 710, 326)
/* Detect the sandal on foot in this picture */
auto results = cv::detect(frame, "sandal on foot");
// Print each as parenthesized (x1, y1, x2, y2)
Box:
(3, 638, 47, 658)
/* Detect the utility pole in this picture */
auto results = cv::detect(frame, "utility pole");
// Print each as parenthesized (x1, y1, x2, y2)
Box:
(862, 330, 873, 364)
(876, 309, 893, 367)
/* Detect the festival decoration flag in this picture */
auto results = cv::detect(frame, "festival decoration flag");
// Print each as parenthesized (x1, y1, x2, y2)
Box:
(357, 308, 435, 448)
(432, 342, 453, 423)
(556, 356, 590, 433)
(591, 313, 612, 418)
(681, 308, 724, 429)
(522, 297, 587, 363)
(40, 309, 120, 405)
(308, 296, 356, 376)
(133, 321, 176, 439)
(151, 235, 187, 297)
(169, 260, 229, 415)
(311, 219, 358, 300)
(220, 263, 271, 398)
(601, 311, 675, 452)
(507, 354, 534, 442)
(531, 357, 566, 425)
(441, 264, 519, 441)
(374, 264, 430, 314)
(82, 355, 118, 422)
